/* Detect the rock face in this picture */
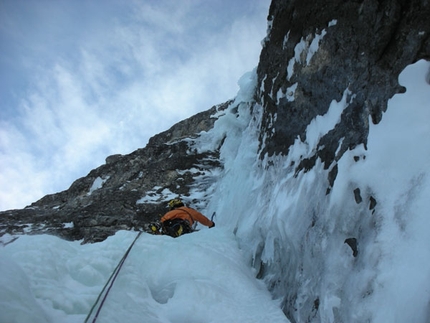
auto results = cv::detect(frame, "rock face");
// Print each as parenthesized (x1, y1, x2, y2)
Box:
(0, 103, 227, 243)
(257, 0, 429, 191)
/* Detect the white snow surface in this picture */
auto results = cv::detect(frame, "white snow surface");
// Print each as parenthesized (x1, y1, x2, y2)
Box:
(1, 230, 288, 323)
(286, 21, 335, 81)
(87, 176, 109, 195)
(1, 60, 430, 323)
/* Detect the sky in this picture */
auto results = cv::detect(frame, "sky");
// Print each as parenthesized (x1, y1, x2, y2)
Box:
(0, 0, 271, 211)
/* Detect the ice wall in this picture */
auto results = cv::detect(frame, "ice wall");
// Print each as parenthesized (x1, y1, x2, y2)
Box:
(206, 60, 430, 323)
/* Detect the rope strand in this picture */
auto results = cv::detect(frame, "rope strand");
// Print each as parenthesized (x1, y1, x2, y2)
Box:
(84, 231, 143, 323)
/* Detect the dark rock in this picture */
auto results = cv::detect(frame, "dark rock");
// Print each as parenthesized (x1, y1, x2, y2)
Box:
(344, 237, 359, 257)
(106, 154, 122, 165)
(0, 103, 227, 243)
(256, 0, 430, 189)
(326, 164, 338, 195)
(354, 188, 363, 204)
(369, 196, 377, 210)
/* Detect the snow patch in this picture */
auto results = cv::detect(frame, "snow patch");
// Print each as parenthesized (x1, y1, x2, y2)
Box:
(305, 88, 351, 150)
(287, 28, 330, 80)
(63, 222, 74, 229)
(136, 187, 177, 205)
(87, 176, 109, 195)
(328, 19, 337, 27)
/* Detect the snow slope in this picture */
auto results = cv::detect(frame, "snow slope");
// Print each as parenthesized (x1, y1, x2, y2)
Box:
(0, 230, 289, 323)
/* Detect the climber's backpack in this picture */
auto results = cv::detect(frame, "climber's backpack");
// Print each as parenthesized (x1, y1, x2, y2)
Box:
(162, 219, 193, 238)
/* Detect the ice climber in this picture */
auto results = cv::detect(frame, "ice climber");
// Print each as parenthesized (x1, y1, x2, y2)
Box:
(159, 198, 215, 237)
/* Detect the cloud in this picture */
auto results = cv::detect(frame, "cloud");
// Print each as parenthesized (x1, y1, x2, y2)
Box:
(0, 0, 270, 210)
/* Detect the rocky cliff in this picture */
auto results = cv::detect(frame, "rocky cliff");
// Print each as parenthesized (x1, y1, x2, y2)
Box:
(257, 0, 429, 190)
(0, 102, 228, 243)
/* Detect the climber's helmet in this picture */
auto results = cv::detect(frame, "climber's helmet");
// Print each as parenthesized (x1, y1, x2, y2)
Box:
(168, 198, 184, 210)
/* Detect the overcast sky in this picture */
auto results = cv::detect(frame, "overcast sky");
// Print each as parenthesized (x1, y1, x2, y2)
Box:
(0, 0, 271, 210)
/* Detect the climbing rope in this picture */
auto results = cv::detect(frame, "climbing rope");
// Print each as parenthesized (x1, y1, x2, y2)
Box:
(84, 231, 143, 323)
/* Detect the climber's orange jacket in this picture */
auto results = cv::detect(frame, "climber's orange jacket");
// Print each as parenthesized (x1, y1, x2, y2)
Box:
(161, 206, 214, 227)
